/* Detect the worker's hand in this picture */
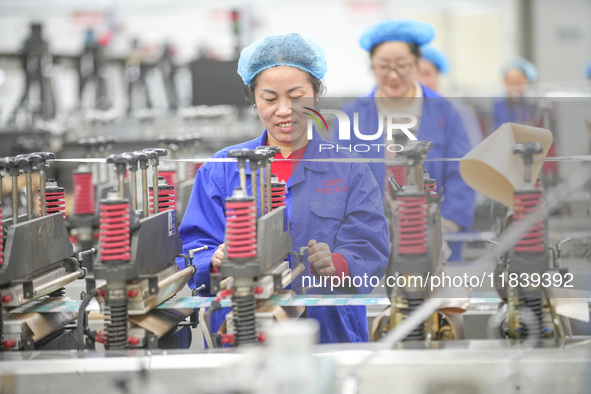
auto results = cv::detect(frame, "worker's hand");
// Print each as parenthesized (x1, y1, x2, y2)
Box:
(307, 239, 335, 276)
(211, 243, 225, 269)
(441, 218, 461, 233)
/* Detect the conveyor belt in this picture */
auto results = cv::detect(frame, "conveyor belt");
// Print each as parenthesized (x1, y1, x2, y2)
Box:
(7, 294, 447, 314)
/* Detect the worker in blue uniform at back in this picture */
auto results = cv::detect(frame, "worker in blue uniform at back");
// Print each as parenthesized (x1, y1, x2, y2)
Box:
(178, 33, 389, 344)
(330, 19, 475, 262)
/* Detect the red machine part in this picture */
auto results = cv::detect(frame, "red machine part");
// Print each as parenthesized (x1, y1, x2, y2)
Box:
(149, 187, 176, 213)
(99, 201, 131, 261)
(396, 195, 428, 254)
(424, 178, 437, 196)
(43, 180, 66, 220)
(225, 199, 257, 259)
(264, 177, 287, 213)
(513, 190, 545, 253)
(73, 171, 95, 215)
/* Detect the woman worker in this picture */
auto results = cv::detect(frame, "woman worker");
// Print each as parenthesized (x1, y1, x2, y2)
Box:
(178, 33, 389, 343)
(330, 19, 475, 262)
(417, 45, 483, 148)
(493, 56, 538, 129)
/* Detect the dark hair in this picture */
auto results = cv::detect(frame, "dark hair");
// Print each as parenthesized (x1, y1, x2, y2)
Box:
(245, 69, 326, 104)
(369, 42, 421, 59)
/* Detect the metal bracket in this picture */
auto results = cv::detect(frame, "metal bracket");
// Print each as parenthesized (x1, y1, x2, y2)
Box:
(23, 337, 35, 351)
(210, 273, 222, 293)
(147, 333, 159, 349)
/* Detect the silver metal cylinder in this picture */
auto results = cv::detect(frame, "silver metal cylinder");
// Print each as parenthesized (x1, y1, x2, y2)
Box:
(152, 165, 159, 214)
(39, 168, 47, 216)
(130, 171, 137, 211)
(265, 163, 272, 215)
(25, 172, 33, 220)
(258, 165, 265, 217)
(12, 175, 18, 225)
(141, 168, 149, 217)
(118, 173, 125, 200)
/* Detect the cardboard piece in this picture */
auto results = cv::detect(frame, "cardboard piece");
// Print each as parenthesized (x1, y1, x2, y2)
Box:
(4, 311, 77, 341)
(459, 123, 553, 208)
(549, 288, 590, 323)
(129, 308, 192, 337)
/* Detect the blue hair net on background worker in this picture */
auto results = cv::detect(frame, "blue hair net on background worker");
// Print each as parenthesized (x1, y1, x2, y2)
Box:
(501, 56, 538, 84)
(359, 19, 435, 50)
(586, 61, 591, 80)
(420, 46, 450, 75)
(178, 33, 389, 344)
(330, 19, 475, 262)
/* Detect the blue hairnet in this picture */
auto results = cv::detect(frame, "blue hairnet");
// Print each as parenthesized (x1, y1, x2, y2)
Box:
(237, 33, 327, 86)
(501, 57, 537, 83)
(359, 19, 435, 52)
(420, 46, 450, 74)
(586, 61, 591, 79)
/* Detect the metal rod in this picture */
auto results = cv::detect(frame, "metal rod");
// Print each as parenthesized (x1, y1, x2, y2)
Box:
(25, 172, 33, 220)
(238, 166, 247, 192)
(39, 168, 47, 216)
(33, 270, 85, 297)
(118, 173, 125, 200)
(141, 168, 149, 217)
(259, 164, 265, 217)
(12, 174, 18, 225)
(250, 168, 258, 216)
(152, 165, 159, 214)
(130, 170, 137, 211)
(265, 162, 272, 214)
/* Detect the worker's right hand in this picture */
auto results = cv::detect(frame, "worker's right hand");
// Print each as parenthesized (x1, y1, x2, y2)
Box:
(211, 243, 225, 269)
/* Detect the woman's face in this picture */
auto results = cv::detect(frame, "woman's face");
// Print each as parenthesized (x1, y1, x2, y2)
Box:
(417, 58, 440, 92)
(504, 68, 529, 96)
(371, 41, 418, 98)
(253, 66, 316, 152)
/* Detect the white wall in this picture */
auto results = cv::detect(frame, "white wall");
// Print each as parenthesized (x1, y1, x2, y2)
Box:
(532, 0, 591, 84)
(0, 0, 522, 118)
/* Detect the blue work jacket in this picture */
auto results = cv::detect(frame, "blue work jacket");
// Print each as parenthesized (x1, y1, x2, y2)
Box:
(330, 85, 475, 261)
(177, 130, 389, 343)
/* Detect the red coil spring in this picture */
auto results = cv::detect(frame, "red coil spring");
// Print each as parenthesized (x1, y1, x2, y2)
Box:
(396, 195, 428, 254)
(149, 187, 176, 213)
(99, 202, 131, 261)
(73, 172, 95, 215)
(269, 183, 287, 211)
(0, 204, 4, 265)
(424, 179, 437, 196)
(43, 187, 66, 220)
(225, 199, 257, 259)
(513, 191, 545, 253)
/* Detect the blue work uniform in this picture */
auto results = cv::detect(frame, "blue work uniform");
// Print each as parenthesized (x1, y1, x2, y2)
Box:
(178, 130, 389, 343)
(330, 84, 475, 261)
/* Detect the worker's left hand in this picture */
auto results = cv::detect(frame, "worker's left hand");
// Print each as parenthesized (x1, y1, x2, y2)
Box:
(307, 239, 335, 276)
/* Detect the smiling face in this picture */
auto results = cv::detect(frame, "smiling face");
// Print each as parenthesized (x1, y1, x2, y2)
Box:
(253, 66, 316, 155)
(371, 41, 418, 98)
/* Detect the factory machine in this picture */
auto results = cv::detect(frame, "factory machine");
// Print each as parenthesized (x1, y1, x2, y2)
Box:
(0, 153, 88, 350)
(0, 124, 590, 393)
(488, 141, 572, 341)
(204, 146, 307, 347)
(372, 140, 461, 341)
(81, 147, 197, 350)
